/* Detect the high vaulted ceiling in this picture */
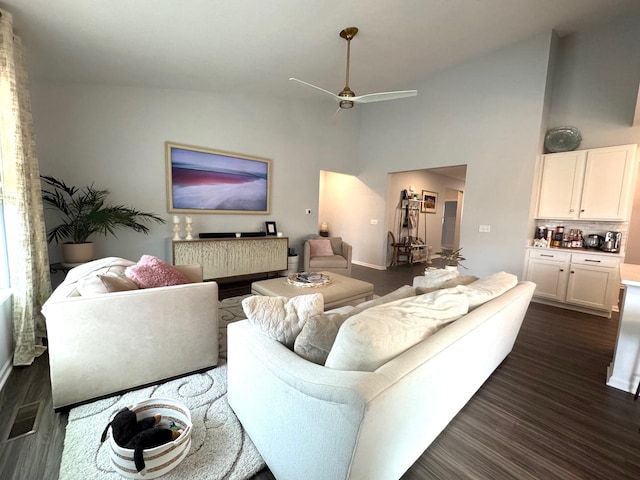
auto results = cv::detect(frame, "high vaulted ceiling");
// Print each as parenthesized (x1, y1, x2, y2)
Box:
(3, 0, 640, 102)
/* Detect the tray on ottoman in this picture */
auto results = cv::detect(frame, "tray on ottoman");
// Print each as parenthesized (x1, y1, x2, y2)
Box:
(251, 271, 374, 309)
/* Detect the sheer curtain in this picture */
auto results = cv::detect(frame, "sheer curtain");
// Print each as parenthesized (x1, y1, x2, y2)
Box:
(0, 9, 52, 366)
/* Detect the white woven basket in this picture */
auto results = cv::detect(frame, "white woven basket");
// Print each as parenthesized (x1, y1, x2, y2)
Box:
(107, 398, 192, 479)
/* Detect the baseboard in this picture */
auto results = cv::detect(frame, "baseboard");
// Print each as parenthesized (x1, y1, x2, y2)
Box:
(352, 260, 386, 270)
(0, 355, 12, 394)
(606, 363, 636, 394)
(530, 297, 612, 318)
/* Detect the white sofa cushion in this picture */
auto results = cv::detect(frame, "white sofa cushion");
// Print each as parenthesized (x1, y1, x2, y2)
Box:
(242, 293, 324, 349)
(325, 288, 469, 372)
(413, 268, 459, 288)
(414, 274, 478, 295)
(293, 285, 416, 365)
(455, 271, 518, 309)
(43, 257, 136, 305)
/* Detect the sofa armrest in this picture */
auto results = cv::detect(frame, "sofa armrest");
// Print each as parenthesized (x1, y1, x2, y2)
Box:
(174, 264, 203, 282)
(303, 240, 311, 271)
(341, 241, 352, 263)
(45, 281, 219, 409)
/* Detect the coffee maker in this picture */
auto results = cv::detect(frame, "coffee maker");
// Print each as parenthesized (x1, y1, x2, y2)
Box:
(601, 231, 621, 252)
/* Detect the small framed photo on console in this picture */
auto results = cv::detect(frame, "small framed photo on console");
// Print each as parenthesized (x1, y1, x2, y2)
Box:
(265, 221, 277, 236)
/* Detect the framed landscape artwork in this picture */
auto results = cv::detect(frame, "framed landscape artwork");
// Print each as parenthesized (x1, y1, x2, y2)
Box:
(166, 142, 271, 214)
(421, 190, 438, 213)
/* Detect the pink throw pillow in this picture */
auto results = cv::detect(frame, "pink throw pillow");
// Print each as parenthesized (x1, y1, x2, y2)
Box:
(125, 255, 190, 288)
(308, 239, 334, 257)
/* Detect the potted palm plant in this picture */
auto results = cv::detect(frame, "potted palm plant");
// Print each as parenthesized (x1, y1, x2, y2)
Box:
(435, 247, 467, 271)
(41, 176, 165, 264)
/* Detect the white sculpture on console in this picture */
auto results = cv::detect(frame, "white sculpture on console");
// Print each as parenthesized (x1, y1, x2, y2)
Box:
(172, 215, 182, 240)
(185, 216, 194, 241)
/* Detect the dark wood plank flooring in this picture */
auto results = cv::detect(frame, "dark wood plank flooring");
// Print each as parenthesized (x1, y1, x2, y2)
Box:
(1, 263, 639, 479)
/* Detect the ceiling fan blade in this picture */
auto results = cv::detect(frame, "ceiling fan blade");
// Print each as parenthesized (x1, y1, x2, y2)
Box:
(352, 90, 418, 104)
(331, 106, 342, 123)
(289, 78, 342, 101)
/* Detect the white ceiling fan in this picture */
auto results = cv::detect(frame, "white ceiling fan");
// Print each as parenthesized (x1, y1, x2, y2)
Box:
(290, 27, 417, 109)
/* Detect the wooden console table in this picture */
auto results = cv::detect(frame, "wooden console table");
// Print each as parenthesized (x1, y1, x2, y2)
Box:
(171, 237, 288, 280)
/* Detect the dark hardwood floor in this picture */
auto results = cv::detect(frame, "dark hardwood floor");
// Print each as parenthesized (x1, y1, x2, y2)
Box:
(1, 263, 639, 479)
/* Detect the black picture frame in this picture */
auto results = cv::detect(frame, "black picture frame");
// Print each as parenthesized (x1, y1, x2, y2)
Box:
(265, 221, 277, 235)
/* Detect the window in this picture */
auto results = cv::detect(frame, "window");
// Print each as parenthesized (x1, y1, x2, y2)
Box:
(0, 161, 10, 290)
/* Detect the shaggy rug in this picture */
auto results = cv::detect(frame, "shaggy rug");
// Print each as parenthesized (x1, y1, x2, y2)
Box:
(59, 295, 264, 480)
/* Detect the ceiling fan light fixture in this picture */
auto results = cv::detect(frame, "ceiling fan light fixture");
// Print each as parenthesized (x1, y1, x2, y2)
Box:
(339, 99, 354, 109)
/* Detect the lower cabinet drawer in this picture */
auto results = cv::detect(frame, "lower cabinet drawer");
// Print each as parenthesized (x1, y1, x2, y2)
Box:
(570, 253, 619, 268)
(528, 249, 571, 262)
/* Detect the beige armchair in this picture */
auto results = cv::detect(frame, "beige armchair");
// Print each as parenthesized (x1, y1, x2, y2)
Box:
(42, 257, 219, 410)
(303, 236, 352, 276)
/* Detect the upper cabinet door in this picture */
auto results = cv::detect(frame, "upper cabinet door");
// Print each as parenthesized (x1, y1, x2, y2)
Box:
(537, 151, 586, 219)
(580, 144, 637, 220)
(536, 144, 638, 221)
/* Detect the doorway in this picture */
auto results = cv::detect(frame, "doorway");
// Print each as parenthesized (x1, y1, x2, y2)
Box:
(441, 189, 464, 251)
(385, 165, 466, 259)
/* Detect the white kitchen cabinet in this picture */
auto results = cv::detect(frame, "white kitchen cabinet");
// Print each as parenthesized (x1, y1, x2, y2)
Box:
(525, 248, 621, 317)
(566, 253, 620, 311)
(536, 144, 637, 221)
(524, 250, 570, 301)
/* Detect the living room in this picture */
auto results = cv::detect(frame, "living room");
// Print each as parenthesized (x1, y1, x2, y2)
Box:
(1, 1, 640, 479)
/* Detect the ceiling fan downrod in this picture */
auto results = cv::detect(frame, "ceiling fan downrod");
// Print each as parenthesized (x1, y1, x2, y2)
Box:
(338, 27, 358, 109)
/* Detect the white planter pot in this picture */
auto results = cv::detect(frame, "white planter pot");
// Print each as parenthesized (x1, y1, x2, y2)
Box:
(61, 242, 94, 265)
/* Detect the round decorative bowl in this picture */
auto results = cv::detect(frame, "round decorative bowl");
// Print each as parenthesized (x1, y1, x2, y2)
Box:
(287, 272, 332, 287)
(544, 126, 582, 153)
(107, 398, 192, 479)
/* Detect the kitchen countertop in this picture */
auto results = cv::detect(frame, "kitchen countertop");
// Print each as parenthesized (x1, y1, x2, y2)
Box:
(526, 246, 623, 257)
(608, 262, 640, 393)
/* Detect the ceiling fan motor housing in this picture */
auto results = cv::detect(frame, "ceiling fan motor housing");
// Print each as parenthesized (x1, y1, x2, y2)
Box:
(339, 86, 355, 108)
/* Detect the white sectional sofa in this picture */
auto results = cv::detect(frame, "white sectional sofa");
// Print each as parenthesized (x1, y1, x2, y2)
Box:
(43, 257, 219, 410)
(228, 273, 535, 480)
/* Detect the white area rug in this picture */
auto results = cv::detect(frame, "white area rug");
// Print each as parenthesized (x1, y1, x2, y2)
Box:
(58, 363, 265, 479)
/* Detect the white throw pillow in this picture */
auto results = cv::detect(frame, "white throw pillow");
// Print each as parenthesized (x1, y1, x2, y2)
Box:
(413, 268, 459, 288)
(455, 271, 518, 309)
(77, 271, 139, 296)
(414, 275, 479, 295)
(325, 289, 469, 372)
(242, 293, 324, 349)
(293, 312, 348, 364)
(294, 285, 417, 365)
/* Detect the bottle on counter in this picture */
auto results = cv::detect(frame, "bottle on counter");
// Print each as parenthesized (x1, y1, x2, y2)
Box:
(552, 226, 564, 247)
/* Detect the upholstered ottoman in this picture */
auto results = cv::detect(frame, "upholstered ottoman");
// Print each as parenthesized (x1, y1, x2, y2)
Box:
(251, 271, 374, 309)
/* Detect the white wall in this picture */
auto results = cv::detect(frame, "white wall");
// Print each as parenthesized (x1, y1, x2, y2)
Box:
(354, 33, 554, 277)
(31, 84, 359, 262)
(318, 170, 383, 268)
(547, 12, 640, 264)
